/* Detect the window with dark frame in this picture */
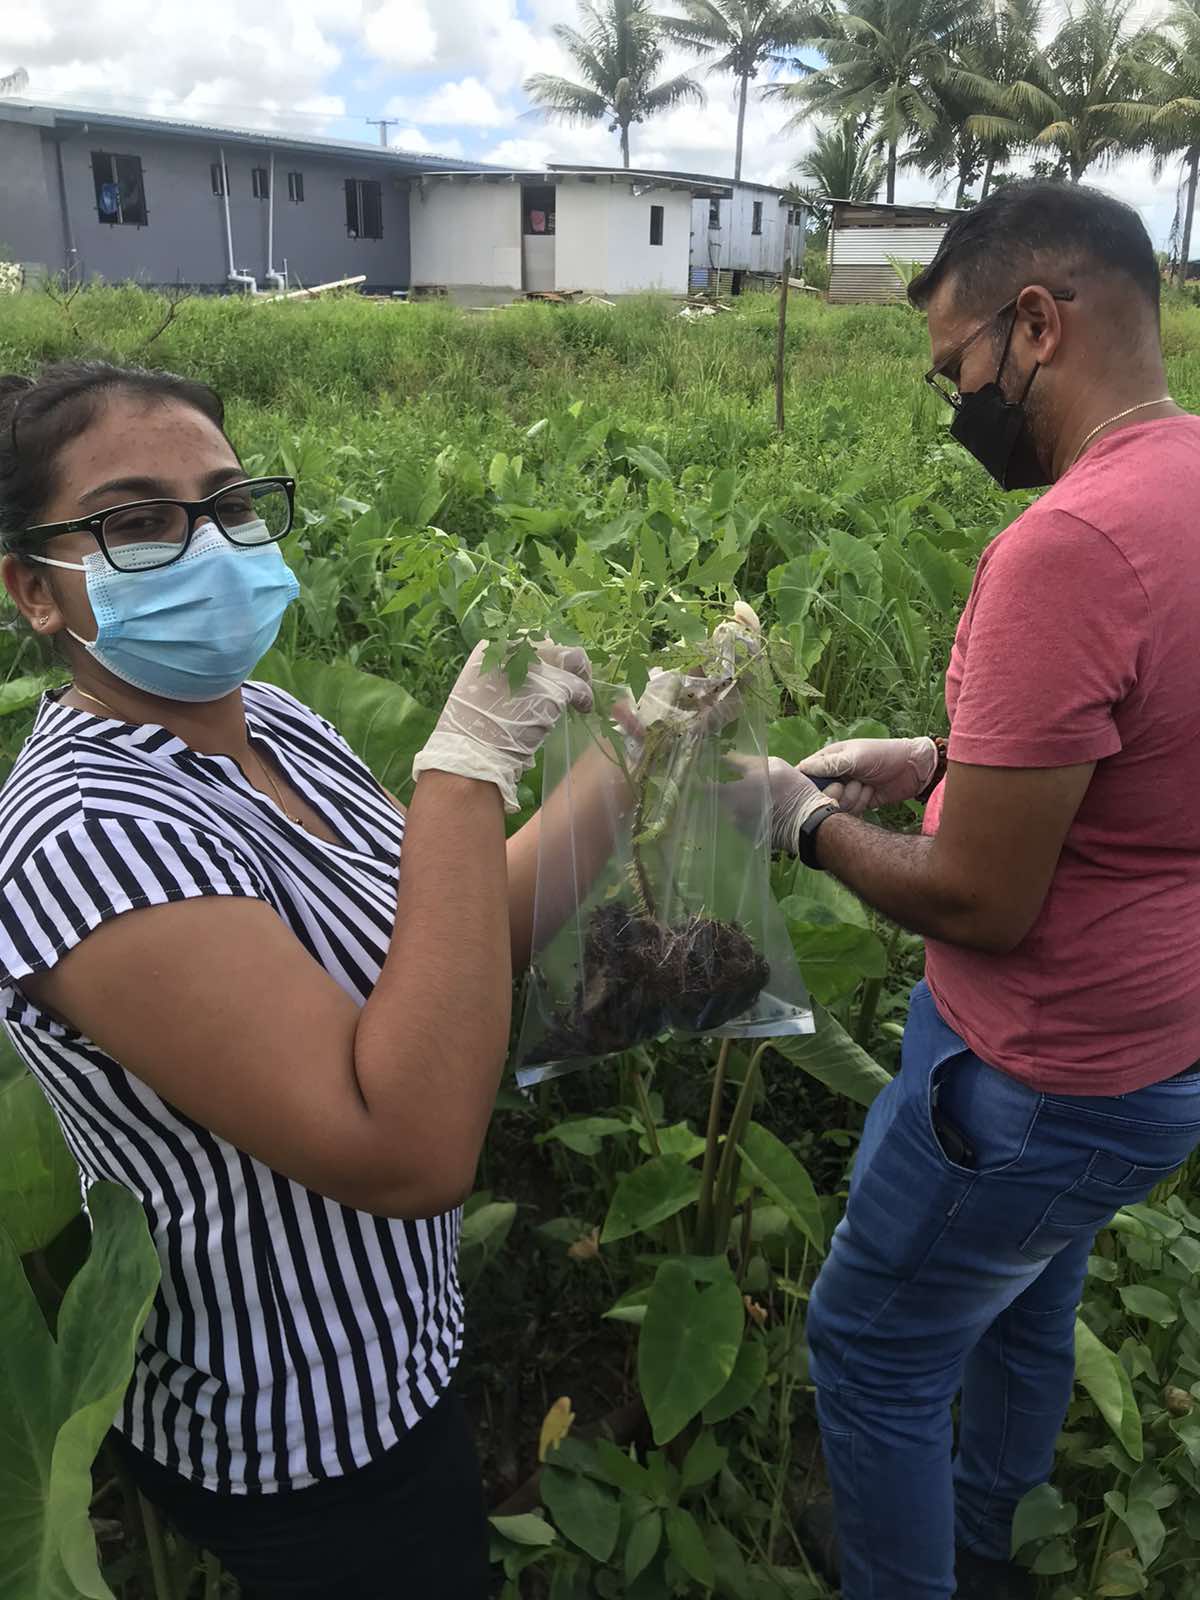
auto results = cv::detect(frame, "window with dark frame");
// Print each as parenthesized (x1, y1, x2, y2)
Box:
(92, 152, 148, 226)
(708, 197, 720, 228)
(344, 177, 383, 239)
(252, 166, 270, 200)
(752, 200, 763, 235)
(210, 162, 226, 197)
(288, 171, 304, 203)
(649, 204, 664, 246)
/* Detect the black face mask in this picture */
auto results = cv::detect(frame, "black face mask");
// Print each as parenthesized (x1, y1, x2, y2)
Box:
(950, 311, 1050, 491)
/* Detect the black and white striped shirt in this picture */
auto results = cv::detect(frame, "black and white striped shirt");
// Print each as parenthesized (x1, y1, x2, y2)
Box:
(0, 685, 462, 1494)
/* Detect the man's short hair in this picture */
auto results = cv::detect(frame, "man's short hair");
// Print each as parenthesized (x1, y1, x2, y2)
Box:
(908, 181, 1161, 318)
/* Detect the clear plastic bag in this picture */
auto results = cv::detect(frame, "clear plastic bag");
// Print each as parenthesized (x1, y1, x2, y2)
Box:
(514, 643, 814, 1087)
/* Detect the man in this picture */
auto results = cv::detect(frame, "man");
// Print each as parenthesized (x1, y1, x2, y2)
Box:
(769, 182, 1200, 1598)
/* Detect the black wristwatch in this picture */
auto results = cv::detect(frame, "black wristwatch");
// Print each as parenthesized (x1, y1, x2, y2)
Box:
(796, 801, 839, 870)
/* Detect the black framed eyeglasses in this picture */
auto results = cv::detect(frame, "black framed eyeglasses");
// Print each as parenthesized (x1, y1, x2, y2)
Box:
(923, 290, 1076, 410)
(16, 477, 296, 573)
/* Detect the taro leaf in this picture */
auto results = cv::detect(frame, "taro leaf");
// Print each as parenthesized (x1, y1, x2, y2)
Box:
(783, 920, 887, 1007)
(738, 1123, 824, 1252)
(0, 1067, 81, 1256)
(1074, 1318, 1144, 1462)
(0, 675, 54, 718)
(624, 445, 672, 482)
(0, 1181, 160, 1600)
(680, 1430, 727, 1491)
(702, 1335, 768, 1424)
(638, 1260, 744, 1444)
(540, 1463, 620, 1563)
(769, 1007, 893, 1110)
(1011, 1483, 1077, 1555)
(907, 533, 972, 616)
(638, 1122, 706, 1163)
(1096, 1550, 1147, 1596)
(459, 1201, 516, 1286)
(489, 1513, 557, 1547)
(253, 652, 437, 798)
(1119, 1285, 1178, 1326)
(665, 1506, 715, 1590)
(1169, 1235, 1200, 1274)
(625, 1511, 663, 1585)
(1104, 1490, 1166, 1569)
(593, 1439, 654, 1498)
(603, 1285, 652, 1325)
(540, 1117, 633, 1158)
(601, 1156, 702, 1245)
(1031, 1538, 1076, 1575)
(708, 1523, 750, 1600)
(778, 873, 869, 929)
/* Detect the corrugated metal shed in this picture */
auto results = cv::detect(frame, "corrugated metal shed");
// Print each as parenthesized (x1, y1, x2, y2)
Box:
(826, 200, 960, 304)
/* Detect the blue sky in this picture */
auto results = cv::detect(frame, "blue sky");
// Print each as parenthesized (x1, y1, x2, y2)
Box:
(8, 0, 1187, 243)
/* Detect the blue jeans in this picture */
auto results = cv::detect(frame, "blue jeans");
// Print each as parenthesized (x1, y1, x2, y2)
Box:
(806, 981, 1200, 1600)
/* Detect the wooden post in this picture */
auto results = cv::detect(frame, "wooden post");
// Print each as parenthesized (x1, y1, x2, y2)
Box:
(775, 256, 791, 433)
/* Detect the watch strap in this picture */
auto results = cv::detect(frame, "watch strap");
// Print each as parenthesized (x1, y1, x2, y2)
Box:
(797, 801, 839, 870)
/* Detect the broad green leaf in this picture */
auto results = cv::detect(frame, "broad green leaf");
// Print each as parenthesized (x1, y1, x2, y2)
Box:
(0, 676, 54, 717)
(738, 1123, 824, 1252)
(1011, 1483, 1077, 1555)
(778, 874, 869, 929)
(625, 1511, 663, 1584)
(593, 1439, 654, 1498)
(540, 1117, 632, 1157)
(0, 1182, 160, 1600)
(665, 1506, 715, 1590)
(601, 1157, 702, 1245)
(708, 1523, 750, 1599)
(1074, 1318, 1144, 1462)
(459, 1201, 515, 1285)
(540, 1464, 619, 1563)
(1105, 1489, 1166, 1569)
(489, 1513, 557, 1547)
(784, 919, 887, 1006)
(638, 1261, 744, 1444)
(680, 1430, 727, 1490)
(637, 1122, 706, 1162)
(1169, 1235, 1200, 1274)
(253, 654, 437, 798)
(624, 444, 671, 481)
(1095, 1549, 1147, 1596)
(1118, 1285, 1178, 1325)
(769, 1006, 893, 1109)
(826, 526, 880, 590)
(1031, 1538, 1076, 1575)
(767, 717, 823, 766)
(603, 1285, 652, 1325)
(702, 1336, 768, 1424)
(907, 533, 971, 616)
(0, 1070, 80, 1256)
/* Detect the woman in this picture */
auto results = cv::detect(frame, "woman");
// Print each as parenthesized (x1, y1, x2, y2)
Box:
(0, 361, 593, 1599)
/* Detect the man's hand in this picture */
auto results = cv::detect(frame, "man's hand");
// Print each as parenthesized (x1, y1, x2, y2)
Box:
(722, 756, 843, 854)
(800, 736, 939, 811)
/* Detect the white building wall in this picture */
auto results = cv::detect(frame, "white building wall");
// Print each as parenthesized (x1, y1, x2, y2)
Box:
(408, 181, 522, 288)
(555, 181, 691, 294)
(553, 182, 609, 292)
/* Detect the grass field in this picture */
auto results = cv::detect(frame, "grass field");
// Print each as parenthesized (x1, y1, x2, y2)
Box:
(4, 285, 1200, 1599)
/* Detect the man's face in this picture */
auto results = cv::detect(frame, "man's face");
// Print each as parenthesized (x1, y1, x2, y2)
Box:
(925, 279, 1011, 405)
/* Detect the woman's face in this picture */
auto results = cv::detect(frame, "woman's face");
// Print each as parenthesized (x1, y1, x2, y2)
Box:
(4, 394, 244, 648)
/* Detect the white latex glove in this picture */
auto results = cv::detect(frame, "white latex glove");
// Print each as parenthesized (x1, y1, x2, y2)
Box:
(799, 736, 938, 812)
(722, 755, 844, 854)
(633, 601, 763, 739)
(412, 640, 594, 812)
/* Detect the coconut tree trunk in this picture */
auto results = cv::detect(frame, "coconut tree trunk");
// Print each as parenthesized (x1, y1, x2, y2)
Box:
(886, 139, 897, 203)
(954, 155, 969, 209)
(1178, 146, 1200, 286)
(734, 69, 750, 182)
(620, 120, 630, 168)
(981, 154, 996, 199)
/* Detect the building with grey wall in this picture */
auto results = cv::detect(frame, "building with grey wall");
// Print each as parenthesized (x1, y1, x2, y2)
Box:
(0, 101, 498, 293)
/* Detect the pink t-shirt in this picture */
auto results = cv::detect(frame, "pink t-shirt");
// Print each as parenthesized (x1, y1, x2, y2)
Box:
(923, 415, 1200, 1094)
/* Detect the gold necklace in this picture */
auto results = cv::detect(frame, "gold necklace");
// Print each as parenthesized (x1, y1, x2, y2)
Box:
(68, 684, 305, 828)
(1069, 397, 1174, 469)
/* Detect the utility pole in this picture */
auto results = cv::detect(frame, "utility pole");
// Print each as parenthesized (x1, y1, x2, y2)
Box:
(775, 256, 791, 433)
(365, 118, 398, 148)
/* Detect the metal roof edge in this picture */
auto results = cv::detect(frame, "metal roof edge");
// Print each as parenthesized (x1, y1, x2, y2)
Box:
(420, 168, 731, 195)
(548, 161, 791, 196)
(827, 196, 963, 218)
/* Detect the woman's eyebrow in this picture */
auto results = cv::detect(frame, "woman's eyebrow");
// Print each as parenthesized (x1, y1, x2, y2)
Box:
(77, 466, 247, 507)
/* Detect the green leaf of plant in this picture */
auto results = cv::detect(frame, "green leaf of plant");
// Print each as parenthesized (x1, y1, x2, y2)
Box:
(768, 1006, 893, 1109)
(1118, 1285, 1178, 1326)
(738, 1123, 824, 1252)
(601, 1157, 703, 1245)
(907, 532, 971, 616)
(1074, 1318, 1144, 1462)
(638, 1261, 744, 1444)
(540, 1117, 633, 1157)
(680, 1430, 727, 1491)
(0, 675, 54, 718)
(624, 444, 672, 482)
(252, 653, 437, 798)
(625, 1510, 663, 1584)
(0, 1182, 160, 1599)
(0, 1069, 81, 1256)
(1169, 1235, 1200, 1274)
(1011, 1483, 1077, 1554)
(1031, 1537, 1076, 1575)
(638, 1122, 706, 1162)
(702, 1335, 768, 1424)
(540, 1464, 620, 1563)
(603, 1285, 652, 1325)
(665, 1506, 715, 1590)
(1110, 1494, 1166, 1569)
(783, 919, 887, 1006)
(1095, 1549, 1147, 1596)
(593, 1439, 654, 1499)
(489, 1513, 557, 1547)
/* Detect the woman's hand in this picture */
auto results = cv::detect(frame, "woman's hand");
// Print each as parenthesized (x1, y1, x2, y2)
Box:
(799, 736, 939, 811)
(413, 640, 594, 811)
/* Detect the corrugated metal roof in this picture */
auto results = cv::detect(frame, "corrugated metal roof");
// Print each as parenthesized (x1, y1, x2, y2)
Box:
(422, 168, 729, 195)
(550, 162, 792, 197)
(829, 199, 961, 226)
(0, 99, 499, 173)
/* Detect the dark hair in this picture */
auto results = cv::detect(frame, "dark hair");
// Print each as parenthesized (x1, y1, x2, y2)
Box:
(0, 361, 226, 547)
(908, 181, 1161, 319)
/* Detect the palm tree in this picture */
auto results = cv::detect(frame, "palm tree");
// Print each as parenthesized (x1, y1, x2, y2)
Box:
(657, 1, 814, 181)
(0, 67, 28, 96)
(1119, 0, 1200, 279)
(793, 117, 886, 217)
(983, 0, 1146, 182)
(942, 0, 1045, 198)
(767, 0, 968, 204)
(525, 0, 705, 168)
(902, 73, 986, 205)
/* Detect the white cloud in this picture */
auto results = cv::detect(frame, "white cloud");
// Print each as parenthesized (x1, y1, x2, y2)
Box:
(386, 77, 511, 128)
(387, 127, 466, 159)
(360, 0, 437, 68)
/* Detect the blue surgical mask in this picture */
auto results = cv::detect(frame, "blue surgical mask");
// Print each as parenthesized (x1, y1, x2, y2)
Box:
(35, 520, 300, 702)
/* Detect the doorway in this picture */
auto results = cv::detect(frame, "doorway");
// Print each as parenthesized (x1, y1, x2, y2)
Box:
(522, 184, 556, 292)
